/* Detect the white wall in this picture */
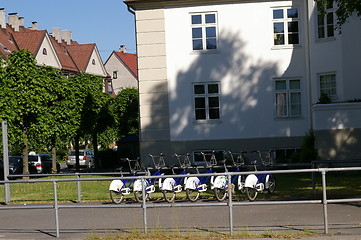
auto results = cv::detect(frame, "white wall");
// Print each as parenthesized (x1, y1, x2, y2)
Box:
(164, 0, 310, 141)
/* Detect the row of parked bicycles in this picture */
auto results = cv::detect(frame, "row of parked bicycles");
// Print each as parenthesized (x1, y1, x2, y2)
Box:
(109, 150, 276, 204)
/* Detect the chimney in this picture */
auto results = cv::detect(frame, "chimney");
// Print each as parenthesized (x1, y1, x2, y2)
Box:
(8, 13, 19, 31)
(18, 17, 24, 27)
(51, 28, 61, 43)
(0, 8, 5, 29)
(61, 30, 72, 45)
(119, 45, 126, 53)
(30, 21, 38, 30)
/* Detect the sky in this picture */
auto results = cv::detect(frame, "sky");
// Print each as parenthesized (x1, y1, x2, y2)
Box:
(1, 0, 136, 62)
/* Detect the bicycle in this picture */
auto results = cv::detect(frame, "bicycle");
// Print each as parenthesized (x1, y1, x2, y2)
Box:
(161, 153, 192, 203)
(109, 157, 142, 204)
(244, 150, 276, 201)
(133, 153, 165, 203)
(213, 151, 246, 202)
(185, 151, 216, 202)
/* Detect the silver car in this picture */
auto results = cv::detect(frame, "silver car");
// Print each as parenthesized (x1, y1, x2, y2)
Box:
(66, 150, 95, 168)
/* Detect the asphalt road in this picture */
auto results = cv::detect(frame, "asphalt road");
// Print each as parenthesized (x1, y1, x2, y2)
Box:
(0, 200, 360, 240)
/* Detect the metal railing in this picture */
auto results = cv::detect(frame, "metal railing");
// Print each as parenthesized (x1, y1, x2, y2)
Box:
(1, 166, 361, 238)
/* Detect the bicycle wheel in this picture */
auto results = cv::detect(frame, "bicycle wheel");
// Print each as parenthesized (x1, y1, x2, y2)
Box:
(134, 190, 149, 203)
(186, 188, 200, 202)
(239, 178, 246, 194)
(214, 188, 227, 202)
(267, 176, 276, 194)
(109, 190, 124, 204)
(245, 187, 258, 202)
(162, 190, 176, 203)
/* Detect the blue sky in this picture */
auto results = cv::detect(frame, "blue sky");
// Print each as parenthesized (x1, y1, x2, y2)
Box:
(1, 0, 136, 62)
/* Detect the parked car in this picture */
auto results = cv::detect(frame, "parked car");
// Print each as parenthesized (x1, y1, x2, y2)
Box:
(9, 156, 23, 175)
(0, 156, 22, 179)
(28, 152, 60, 174)
(66, 149, 95, 168)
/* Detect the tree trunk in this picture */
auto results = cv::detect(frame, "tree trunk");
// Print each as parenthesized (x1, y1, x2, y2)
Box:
(75, 134, 80, 172)
(51, 138, 57, 173)
(92, 132, 99, 168)
(21, 127, 29, 179)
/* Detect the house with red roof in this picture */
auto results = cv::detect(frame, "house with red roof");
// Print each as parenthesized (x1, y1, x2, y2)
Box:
(0, 9, 107, 79)
(104, 45, 138, 95)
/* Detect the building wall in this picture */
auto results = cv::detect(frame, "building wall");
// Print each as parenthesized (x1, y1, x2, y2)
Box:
(164, 0, 310, 142)
(134, 0, 361, 162)
(104, 53, 138, 94)
(35, 35, 61, 69)
(85, 49, 107, 77)
(135, 9, 171, 150)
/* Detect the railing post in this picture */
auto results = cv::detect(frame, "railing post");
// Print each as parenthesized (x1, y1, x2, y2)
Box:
(142, 177, 148, 234)
(321, 170, 329, 234)
(53, 180, 60, 238)
(76, 173, 81, 202)
(227, 174, 233, 235)
(2, 120, 10, 204)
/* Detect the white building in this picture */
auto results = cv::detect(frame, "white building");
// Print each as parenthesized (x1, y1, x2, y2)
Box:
(124, 0, 361, 164)
(104, 46, 138, 95)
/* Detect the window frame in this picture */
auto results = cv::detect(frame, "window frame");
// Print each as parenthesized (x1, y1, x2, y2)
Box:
(319, 72, 337, 100)
(316, 0, 336, 41)
(190, 12, 218, 52)
(274, 78, 302, 118)
(272, 6, 301, 48)
(193, 82, 221, 121)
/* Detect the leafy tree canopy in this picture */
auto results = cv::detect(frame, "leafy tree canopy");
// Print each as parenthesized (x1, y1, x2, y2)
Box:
(317, 0, 361, 26)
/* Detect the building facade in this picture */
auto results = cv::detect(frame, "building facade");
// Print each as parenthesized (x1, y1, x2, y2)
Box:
(104, 46, 138, 95)
(124, 0, 361, 165)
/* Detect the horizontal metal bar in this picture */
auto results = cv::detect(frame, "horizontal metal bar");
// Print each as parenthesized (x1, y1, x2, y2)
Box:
(327, 198, 361, 203)
(1, 166, 361, 184)
(0, 205, 53, 210)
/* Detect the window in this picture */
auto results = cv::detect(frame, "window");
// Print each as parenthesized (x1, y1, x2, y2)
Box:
(319, 73, 336, 98)
(113, 71, 117, 79)
(273, 7, 300, 46)
(191, 12, 218, 51)
(92, 59, 96, 65)
(317, 0, 335, 39)
(194, 83, 220, 120)
(275, 79, 302, 117)
(107, 80, 113, 94)
(42, 48, 47, 55)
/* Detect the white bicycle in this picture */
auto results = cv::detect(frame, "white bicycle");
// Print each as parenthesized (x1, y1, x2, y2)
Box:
(160, 153, 191, 203)
(244, 150, 276, 201)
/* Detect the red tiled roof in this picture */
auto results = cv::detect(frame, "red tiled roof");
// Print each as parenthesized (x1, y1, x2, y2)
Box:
(49, 36, 78, 72)
(114, 51, 138, 77)
(0, 23, 99, 76)
(11, 30, 46, 56)
(65, 43, 95, 72)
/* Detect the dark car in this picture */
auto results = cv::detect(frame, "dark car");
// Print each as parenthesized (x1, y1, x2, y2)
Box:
(1, 156, 23, 179)
(9, 156, 23, 176)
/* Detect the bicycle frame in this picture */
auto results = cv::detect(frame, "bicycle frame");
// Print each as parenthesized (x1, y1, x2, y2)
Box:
(244, 150, 275, 201)
(185, 152, 216, 192)
(162, 153, 191, 192)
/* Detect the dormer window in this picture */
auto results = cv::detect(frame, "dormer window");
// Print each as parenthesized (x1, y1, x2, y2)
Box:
(42, 48, 47, 55)
(92, 59, 95, 65)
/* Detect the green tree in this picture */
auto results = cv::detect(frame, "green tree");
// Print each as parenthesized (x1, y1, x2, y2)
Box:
(317, 0, 361, 26)
(0, 50, 52, 174)
(68, 72, 107, 170)
(32, 66, 74, 173)
(111, 87, 139, 139)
